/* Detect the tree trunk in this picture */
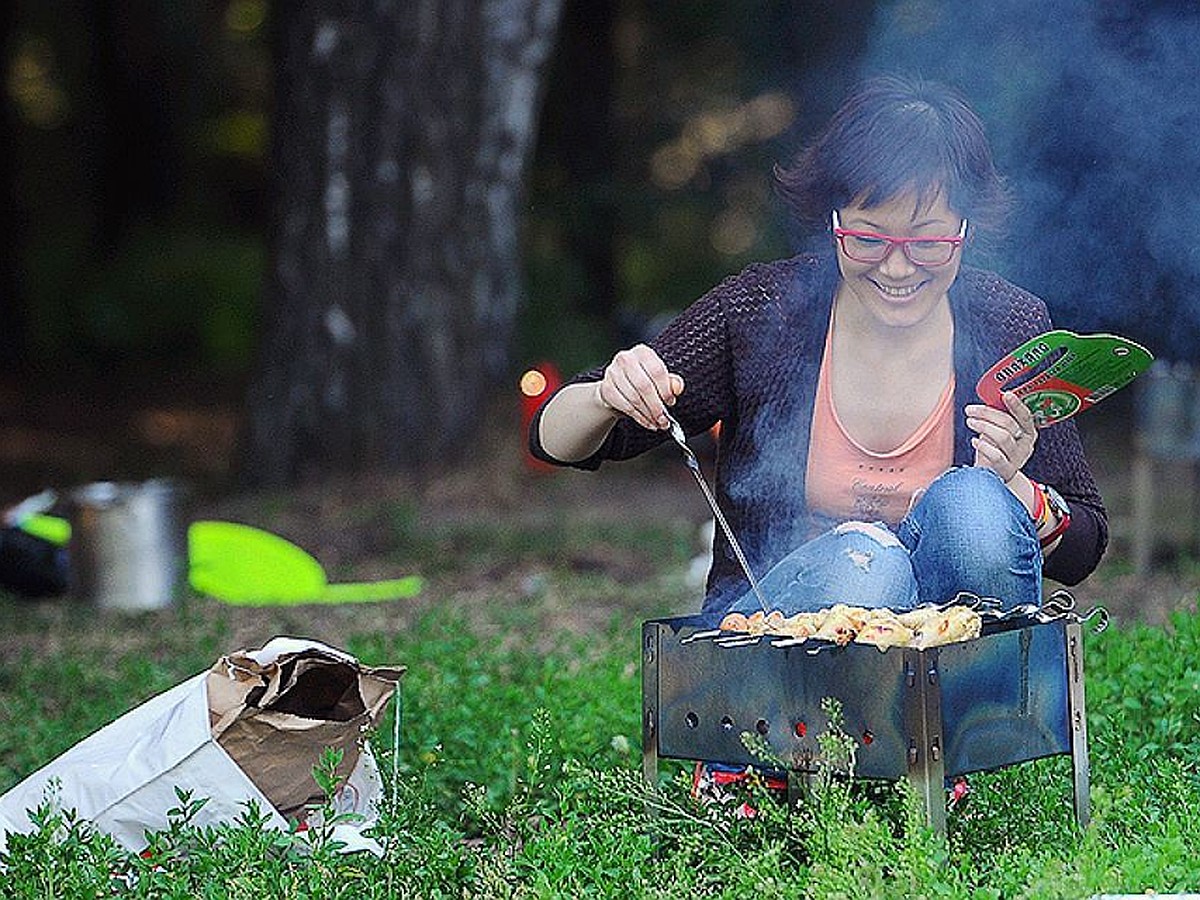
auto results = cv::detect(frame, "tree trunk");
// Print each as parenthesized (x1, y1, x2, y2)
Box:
(241, 0, 561, 486)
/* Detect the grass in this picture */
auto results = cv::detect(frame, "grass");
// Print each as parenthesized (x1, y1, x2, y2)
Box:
(1, 512, 1200, 897)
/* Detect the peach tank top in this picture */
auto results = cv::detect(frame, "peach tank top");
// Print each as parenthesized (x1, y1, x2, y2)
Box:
(805, 329, 955, 526)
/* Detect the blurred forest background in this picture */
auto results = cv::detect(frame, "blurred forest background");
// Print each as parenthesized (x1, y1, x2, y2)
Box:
(2, 0, 1199, 505)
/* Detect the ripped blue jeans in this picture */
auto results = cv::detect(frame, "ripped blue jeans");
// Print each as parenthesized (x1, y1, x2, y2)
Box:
(728, 467, 1042, 614)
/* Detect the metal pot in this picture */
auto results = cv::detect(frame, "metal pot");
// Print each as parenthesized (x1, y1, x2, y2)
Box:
(68, 479, 188, 612)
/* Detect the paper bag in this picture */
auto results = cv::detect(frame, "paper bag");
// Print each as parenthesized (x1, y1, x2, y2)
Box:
(207, 637, 405, 818)
(0, 637, 403, 856)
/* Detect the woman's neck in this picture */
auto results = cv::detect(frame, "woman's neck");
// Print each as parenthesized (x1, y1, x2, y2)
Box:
(831, 285, 954, 358)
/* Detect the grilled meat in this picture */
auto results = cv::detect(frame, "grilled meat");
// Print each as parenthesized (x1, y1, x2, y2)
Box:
(719, 602, 982, 650)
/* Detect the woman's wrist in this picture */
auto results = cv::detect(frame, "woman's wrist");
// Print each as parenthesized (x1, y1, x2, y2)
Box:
(1003, 471, 1039, 519)
(592, 381, 622, 420)
(1026, 479, 1072, 549)
(1030, 479, 1048, 529)
(537, 382, 621, 462)
(1030, 480, 1072, 548)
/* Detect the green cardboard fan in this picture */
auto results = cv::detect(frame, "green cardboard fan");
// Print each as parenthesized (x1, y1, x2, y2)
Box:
(976, 330, 1154, 427)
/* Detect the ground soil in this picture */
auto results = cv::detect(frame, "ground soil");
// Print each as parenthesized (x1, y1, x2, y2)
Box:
(2, 369, 1197, 655)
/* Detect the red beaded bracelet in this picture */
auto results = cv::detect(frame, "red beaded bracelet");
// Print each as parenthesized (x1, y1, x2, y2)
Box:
(1030, 480, 1071, 548)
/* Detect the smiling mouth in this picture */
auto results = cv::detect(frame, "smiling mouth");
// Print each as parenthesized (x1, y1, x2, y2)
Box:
(871, 280, 924, 299)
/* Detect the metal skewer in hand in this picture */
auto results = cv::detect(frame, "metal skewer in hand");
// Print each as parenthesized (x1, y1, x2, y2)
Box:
(663, 411, 769, 614)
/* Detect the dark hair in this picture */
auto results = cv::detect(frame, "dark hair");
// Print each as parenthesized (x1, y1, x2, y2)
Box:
(775, 75, 1011, 240)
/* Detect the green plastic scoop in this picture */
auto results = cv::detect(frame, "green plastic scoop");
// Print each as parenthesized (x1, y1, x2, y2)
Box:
(19, 515, 423, 606)
(187, 520, 424, 605)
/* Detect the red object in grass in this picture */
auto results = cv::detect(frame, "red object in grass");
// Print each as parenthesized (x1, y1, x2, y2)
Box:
(520, 362, 561, 471)
(949, 776, 971, 810)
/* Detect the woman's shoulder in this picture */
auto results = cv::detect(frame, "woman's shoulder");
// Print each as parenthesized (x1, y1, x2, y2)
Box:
(731, 251, 829, 284)
(953, 266, 1053, 339)
(954, 266, 1049, 313)
(706, 252, 834, 309)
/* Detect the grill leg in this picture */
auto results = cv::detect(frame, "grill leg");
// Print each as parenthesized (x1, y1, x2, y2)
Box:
(904, 649, 947, 834)
(905, 749, 947, 834)
(642, 709, 659, 792)
(642, 623, 660, 795)
(1065, 622, 1092, 829)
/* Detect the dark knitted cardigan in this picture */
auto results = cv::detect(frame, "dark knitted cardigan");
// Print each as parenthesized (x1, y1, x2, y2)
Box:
(530, 253, 1108, 614)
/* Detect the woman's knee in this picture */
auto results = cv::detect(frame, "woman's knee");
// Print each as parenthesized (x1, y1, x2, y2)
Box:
(907, 467, 1036, 547)
(822, 522, 918, 608)
(903, 467, 1042, 607)
(732, 521, 916, 613)
(914, 467, 1016, 527)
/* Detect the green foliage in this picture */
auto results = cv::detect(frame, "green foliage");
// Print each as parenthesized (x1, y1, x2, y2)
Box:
(27, 225, 266, 370)
(3, 595, 1200, 896)
(0, 783, 129, 898)
(1085, 605, 1200, 762)
(350, 616, 646, 819)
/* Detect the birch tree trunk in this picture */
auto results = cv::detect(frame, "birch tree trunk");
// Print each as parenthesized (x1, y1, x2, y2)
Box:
(241, 0, 561, 485)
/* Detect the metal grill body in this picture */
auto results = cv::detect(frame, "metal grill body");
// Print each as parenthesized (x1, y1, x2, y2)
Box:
(642, 613, 1090, 831)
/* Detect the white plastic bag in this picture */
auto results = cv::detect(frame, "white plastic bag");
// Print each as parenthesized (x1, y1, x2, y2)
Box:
(0, 637, 402, 856)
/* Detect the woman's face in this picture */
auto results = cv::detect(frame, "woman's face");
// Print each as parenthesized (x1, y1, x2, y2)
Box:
(833, 190, 964, 331)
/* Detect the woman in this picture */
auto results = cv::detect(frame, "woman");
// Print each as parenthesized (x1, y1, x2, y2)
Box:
(530, 75, 1106, 618)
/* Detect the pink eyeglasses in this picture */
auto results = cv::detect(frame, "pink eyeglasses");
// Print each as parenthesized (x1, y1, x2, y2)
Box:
(832, 210, 967, 267)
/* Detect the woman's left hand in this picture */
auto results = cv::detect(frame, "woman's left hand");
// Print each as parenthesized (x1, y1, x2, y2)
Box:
(965, 391, 1037, 483)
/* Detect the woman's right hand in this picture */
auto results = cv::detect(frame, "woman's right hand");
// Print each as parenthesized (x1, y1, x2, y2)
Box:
(596, 343, 685, 431)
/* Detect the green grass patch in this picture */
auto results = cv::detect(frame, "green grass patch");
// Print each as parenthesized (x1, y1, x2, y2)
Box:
(2, 587, 1200, 896)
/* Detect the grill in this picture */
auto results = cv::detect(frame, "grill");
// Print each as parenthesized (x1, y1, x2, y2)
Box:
(641, 592, 1095, 832)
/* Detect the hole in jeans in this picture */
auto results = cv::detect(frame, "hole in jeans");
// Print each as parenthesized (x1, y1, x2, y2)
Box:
(845, 548, 874, 572)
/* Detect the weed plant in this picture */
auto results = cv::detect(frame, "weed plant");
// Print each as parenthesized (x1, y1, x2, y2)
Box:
(1, 586, 1200, 897)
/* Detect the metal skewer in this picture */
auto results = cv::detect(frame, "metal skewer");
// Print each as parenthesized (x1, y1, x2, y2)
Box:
(663, 411, 770, 614)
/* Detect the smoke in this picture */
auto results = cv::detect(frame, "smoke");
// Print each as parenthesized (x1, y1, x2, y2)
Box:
(853, 0, 1200, 360)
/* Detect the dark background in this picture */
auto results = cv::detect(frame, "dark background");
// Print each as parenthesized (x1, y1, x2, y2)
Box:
(2, 0, 1197, 503)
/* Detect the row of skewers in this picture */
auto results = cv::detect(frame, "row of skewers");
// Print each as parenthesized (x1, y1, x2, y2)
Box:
(715, 602, 984, 651)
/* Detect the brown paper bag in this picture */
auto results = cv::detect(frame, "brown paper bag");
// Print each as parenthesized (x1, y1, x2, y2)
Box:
(206, 639, 404, 818)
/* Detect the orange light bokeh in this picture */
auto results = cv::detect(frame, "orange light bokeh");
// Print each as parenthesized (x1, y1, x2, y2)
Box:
(519, 369, 549, 397)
